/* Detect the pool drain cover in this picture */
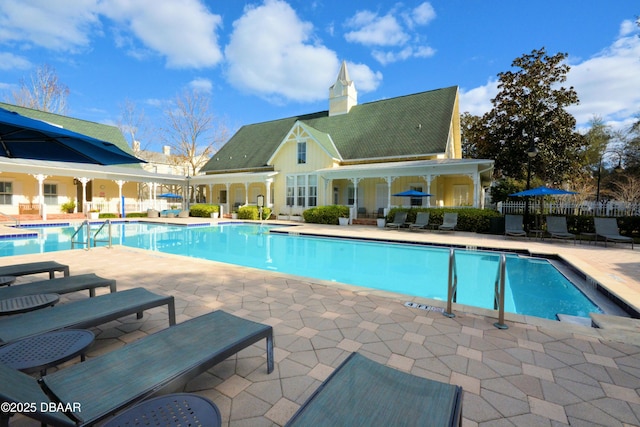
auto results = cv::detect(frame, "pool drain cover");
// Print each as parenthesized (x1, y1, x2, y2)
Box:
(404, 302, 444, 313)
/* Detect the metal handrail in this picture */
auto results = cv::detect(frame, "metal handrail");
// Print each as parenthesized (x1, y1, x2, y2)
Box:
(71, 220, 91, 250)
(92, 220, 113, 248)
(493, 254, 508, 329)
(443, 248, 458, 318)
(0, 212, 19, 227)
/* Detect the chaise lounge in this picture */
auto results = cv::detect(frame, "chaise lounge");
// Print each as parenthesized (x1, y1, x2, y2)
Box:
(286, 352, 462, 426)
(546, 216, 576, 244)
(0, 310, 274, 427)
(504, 214, 527, 238)
(0, 261, 69, 280)
(0, 287, 175, 344)
(594, 217, 634, 249)
(409, 212, 430, 230)
(385, 211, 408, 230)
(439, 213, 458, 232)
(0, 273, 116, 299)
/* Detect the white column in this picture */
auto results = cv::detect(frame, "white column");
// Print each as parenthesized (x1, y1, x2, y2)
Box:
(208, 184, 213, 204)
(225, 183, 231, 214)
(244, 182, 249, 205)
(265, 178, 273, 208)
(385, 176, 395, 213)
(115, 180, 125, 217)
(32, 174, 48, 219)
(77, 177, 90, 214)
(421, 175, 432, 207)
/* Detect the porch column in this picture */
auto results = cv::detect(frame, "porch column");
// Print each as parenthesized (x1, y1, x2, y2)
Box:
(384, 176, 394, 213)
(115, 180, 125, 217)
(471, 173, 479, 208)
(225, 183, 231, 214)
(421, 175, 432, 207)
(76, 177, 90, 213)
(32, 174, 48, 218)
(208, 184, 213, 204)
(244, 182, 249, 205)
(265, 178, 273, 208)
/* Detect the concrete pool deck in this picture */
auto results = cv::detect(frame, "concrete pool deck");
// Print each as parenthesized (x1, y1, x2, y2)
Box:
(1, 219, 639, 426)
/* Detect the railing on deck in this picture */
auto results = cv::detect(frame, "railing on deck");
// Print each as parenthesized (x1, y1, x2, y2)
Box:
(493, 254, 508, 330)
(443, 248, 457, 318)
(497, 200, 639, 217)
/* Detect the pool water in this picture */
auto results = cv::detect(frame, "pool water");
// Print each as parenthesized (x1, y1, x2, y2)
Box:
(1, 222, 601, 320)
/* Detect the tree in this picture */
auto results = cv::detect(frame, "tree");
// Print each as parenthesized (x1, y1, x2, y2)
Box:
(117, 98, 152, 152)
(11, 64, 69, 114)
(474, 48, 585, 184)
(460, 112, 483, 158)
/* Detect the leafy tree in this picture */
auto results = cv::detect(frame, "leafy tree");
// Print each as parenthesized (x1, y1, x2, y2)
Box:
(460, 112, 483, 158)
(11, 64, 69, 114)
(474, 48, 585, 184)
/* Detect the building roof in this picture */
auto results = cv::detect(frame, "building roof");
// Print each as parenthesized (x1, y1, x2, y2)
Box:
(201, 86, 458, 173)
(0, 102, 141, 169)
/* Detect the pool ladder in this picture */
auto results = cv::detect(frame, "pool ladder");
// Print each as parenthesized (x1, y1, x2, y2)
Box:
(443, 249, 508, 330)
(71, 220, 113, 250)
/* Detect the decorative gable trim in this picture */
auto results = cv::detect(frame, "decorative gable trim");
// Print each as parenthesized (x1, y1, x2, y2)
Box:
(266, 121, 342, 165)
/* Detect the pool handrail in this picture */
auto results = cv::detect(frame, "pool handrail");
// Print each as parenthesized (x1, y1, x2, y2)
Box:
(93, 219, 113, 249)
(493, 254, 508, 329)
(443, 248, 457, 318)
(71, 220, 91, 250)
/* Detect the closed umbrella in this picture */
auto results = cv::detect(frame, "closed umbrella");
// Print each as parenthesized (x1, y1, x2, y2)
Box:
(0, 107, 143, 165)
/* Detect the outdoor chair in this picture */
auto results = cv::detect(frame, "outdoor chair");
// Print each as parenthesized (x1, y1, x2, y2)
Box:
(439, 213, 458, 232)
(594, 217, 634, 249)
(545, 216, 576, 244)
(0, 273, 116, 299)
(377, 207, 385, 218)
(409, 212, 430, 230)
(385, 211, 408, 229)
(504, 214, 527, 238)
(0, 287, 175, 344)
(0, 261, 69, 280)
(286, 352, 462, 427)
(357, 207, 367, 218)
(0, 310, 273, 427)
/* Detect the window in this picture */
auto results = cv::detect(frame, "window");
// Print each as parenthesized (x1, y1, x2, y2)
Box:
(0, 182, 12, 205)
(286, 174, 317, 207)
(410, 185, 423, 207)
(44, 183, 58, 205)
(297, 141, 306, 164)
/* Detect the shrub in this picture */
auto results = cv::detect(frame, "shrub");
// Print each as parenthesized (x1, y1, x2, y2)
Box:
(125, 212, 147, 218)
(303, 205, 349, 225)
(385, 207, 501, 233)
(99, 213, 117, 218)
(189, 204, 219, 218)
(60, 200, 76, 213)
(237, 205, 272, 220)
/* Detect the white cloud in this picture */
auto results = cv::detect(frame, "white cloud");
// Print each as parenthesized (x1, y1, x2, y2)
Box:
(459, 79, 498, 116)
(0, 52, 32, 70)
(225, 0, 380, 104)
(189, 77, 213, 93)
(344, 3, 436, 65)
(345, 12, 409, 47)
(99, 0, 223, 68)
(566, 21, 640, 129)
(0, 0, 99, 52)
(346, 61, 383, 93)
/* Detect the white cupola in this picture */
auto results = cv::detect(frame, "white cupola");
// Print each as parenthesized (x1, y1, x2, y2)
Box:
(329, 60, 357, 116)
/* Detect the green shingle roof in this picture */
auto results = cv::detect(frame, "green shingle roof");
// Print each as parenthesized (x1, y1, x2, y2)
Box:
(0, 102, 141, 168)
(202, 86, 458, 173)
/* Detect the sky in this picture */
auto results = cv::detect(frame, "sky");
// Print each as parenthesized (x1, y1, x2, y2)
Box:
(0, 0, 639, 152)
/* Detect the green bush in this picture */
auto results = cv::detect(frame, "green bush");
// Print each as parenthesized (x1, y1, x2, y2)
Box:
(99, 213, 117, 218)
(237, 205, 272, 220)
(125, 212, 147, 218)
(60, 200, 76, 213)
(189, 204, 219, 217)
(303, 205, 350, 224)
(386, 207, 501, 233)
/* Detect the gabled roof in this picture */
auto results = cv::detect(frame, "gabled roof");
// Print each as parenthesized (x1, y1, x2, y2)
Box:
(201, 86, 458, 173)
(0, 102, 141, 168)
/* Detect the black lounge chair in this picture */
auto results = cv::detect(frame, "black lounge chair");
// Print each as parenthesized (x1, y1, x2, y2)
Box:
(385, 211, 408, 229)
(286, 352, 462, 426)
(594, 217, 634, 249)
(0, 311, 273, 427)
(0, 287, 175, 344)
(409, 211, 430, 230)
(504, 214, 527, 238)
(0, 273, 116, 299)
(545, 216, 576, 244)
(439, 213, 458, 232)
(0, 261, 69, 280)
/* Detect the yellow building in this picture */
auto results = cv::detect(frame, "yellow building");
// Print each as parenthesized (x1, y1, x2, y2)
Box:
(195, 62, 494, 218)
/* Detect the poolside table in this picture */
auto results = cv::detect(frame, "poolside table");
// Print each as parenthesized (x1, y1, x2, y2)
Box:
(0, 329, 94, 376)
(0, 293, 59, 315)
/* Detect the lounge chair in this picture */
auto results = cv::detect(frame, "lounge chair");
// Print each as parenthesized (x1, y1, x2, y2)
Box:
(546, 216, 576, 244)
(385, 211, 408, 229)
(0, 261, 69, 279)
(0, 310, 273, 427)
(594, 217, 634, 249)
(409, 211, 430, 230)
(439, 213, 458, 232)
(504, 214, 527, 238)
(0, 273, 116, 299)
(0, 287, 175, 344)
(286, 352, 462, 427)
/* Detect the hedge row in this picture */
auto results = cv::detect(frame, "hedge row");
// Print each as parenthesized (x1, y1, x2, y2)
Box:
(237, 205, 272, 220)
(303, 205, 350, 225)
(385, 207, 502, 233)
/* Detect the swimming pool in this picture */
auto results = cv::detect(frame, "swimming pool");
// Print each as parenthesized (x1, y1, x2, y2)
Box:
(2, 222, 601, 320)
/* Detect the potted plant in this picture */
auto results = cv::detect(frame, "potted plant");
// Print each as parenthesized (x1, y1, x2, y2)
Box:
(231, 210, 238, 219)
(339, 213, 349, 226)
(89, 209, 100, 219)
(277, 212, 289, 220)
(60, 200, 76, 214)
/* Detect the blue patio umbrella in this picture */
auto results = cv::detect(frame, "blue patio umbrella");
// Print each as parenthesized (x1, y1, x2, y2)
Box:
(392, 189, 433, 197)
(509, 186, 577, 197)
(0, 107, 144, 165)
(158, 193, 182, 199)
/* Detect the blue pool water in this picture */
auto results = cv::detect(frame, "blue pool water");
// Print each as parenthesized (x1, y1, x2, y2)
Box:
(1, 222, 601, 320)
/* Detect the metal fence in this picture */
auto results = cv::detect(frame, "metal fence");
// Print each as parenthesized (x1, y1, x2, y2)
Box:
(497, 200, 640, 217)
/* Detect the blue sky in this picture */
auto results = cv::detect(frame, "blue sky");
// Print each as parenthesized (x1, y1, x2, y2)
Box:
(1, 1, 639, 152)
